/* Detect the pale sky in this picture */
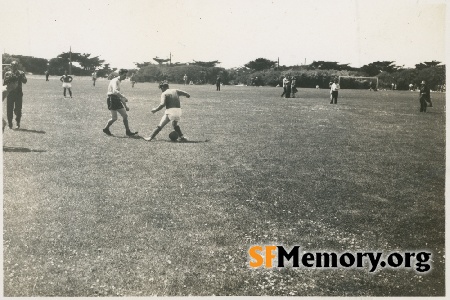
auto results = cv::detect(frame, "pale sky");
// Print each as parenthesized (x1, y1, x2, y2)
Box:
(0, 0, 446, 70)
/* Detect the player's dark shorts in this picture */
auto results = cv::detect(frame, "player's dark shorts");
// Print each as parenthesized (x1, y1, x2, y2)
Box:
(107, 95, 124, 110)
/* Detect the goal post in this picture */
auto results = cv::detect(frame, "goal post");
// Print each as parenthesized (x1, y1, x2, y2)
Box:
(339, 76, 378, 90)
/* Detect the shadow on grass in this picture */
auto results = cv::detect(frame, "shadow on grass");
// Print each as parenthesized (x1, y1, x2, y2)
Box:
(421, 111, 444, 115)
(147, 139, 210, 143)
(14, 128, 46, 134)
(112, 134, 143, 139)
(3, 146, 46, 153)
(110, 135, 210, 143)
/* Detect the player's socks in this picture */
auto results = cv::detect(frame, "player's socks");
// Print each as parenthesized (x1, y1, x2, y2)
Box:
(146, 126, 162, 140)
(174, 125, 183, 138)
(123, 120, 137, 136)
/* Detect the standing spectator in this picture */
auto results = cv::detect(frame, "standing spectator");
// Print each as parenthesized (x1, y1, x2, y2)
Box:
(3, 61, 27, 129)
(102, 69, 138, 137)
(285, 76, 291, 98)
(216, 76, 221, 91)
(144, 81, 190, 142)
(329, 81, 333, 101)
(92, 71, 97, 86)
(409, 83, 414, 91)
(419, 80, 431, 112)
(60, 71, 73, 98)
(330, 80, 339, 104)
(130, 74, 136, 88)
(45, 70, 49, 81)
(291, 76, 297, 98)
(183, 74, 188, 85)
(281, 75, 288, 97)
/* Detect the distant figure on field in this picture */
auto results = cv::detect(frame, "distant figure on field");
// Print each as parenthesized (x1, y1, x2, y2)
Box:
(281, 75, 291, 98)
(409, 83, 414, 91)
(328, 81, 333, 101)
(92, 71, 97, 86)
(144, 81, 190, 142)
(183, 74, 188, 85)
(330, 80, 339, 104)
(60, 71, 73, 98)
(3, 61, 27, 130)
(419, 80, 431, 112)
(216, 76, 221, 91)
(291, 76, 297, 98)
(102, 69, 138, 137)
(45, 70, 49, 81)
(130, 74, 136, 88)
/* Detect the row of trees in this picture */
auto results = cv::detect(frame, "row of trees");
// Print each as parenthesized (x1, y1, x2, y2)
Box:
(2, 52, 115, 77)
(133, 59, 445, 91)
(2, 52, 445, 90)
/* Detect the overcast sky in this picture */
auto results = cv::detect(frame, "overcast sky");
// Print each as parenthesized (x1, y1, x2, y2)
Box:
(0, 0, 446, 70)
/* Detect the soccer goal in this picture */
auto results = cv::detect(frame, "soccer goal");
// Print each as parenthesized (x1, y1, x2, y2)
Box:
(339, 76, 378, 90)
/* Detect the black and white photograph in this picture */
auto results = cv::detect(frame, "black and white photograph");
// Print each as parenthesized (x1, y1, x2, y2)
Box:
(1, 0, 447, 297)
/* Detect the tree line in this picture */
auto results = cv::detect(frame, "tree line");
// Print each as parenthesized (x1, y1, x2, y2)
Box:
(2, 52, 445, 91)
(2, 52, 114, 77)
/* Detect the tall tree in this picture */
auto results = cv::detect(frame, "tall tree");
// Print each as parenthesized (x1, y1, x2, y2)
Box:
(361, 61, 398, 76)
(244, 58, 276, 71)
(415, 60, 441, 70)
(56, 51, 104, 72)
(307, 61, 352, 71)
(191, 60, 220, 68)
(78, 53, 104, 71)
(134, 62, 153, 68)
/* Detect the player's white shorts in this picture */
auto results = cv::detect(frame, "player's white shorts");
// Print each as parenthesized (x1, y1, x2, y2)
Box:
(165, 108, 182, 122)
(62, 82, 72, 88)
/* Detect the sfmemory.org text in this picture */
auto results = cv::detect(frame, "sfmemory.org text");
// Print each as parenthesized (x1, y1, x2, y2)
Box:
(248, 245, 432, 273)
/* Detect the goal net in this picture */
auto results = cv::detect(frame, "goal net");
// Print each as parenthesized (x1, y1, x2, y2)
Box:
(339, 76, 378, 90)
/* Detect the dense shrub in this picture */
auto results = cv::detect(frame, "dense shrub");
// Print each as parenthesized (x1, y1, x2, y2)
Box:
(134, 65, 229, 85)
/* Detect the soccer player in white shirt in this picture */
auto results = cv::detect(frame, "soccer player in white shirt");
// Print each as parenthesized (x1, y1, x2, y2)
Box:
(330, 80, 339, 104)
(102, 69, 138, 137)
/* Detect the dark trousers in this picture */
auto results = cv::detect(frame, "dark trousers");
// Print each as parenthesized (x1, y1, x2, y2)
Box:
(216, 83, 220, 91)
(282, 86, 291, 98)
(331, 91, 338, 104)
(7, 93, 23, 127)
(420, 95, 428, 112)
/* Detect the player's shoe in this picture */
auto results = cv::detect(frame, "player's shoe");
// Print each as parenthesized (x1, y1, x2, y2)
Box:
(179, 136, 188, 142)
(144, 136, 153, 141)
(103, 128, 112, 136)
(126, 130, 138, 137)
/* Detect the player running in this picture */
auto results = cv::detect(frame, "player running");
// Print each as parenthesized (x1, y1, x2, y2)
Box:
(144, 81, 190, 142)
(102, 69, 138, 137)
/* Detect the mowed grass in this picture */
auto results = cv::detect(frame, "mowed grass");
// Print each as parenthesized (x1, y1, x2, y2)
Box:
(3, 76, 445, 296)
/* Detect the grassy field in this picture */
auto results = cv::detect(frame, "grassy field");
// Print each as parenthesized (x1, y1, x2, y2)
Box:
(2, 75, 445, 296)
